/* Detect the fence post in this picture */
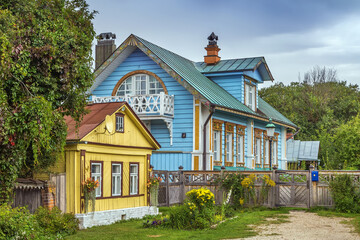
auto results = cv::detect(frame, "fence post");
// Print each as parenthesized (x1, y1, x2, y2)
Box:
(309, 164, 315, 208)
(166, 171, 170, 207)
(270, 166, 277, 208)
(178, 166, 185, 204)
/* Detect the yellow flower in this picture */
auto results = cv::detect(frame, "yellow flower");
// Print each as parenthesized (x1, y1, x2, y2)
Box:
(239, 198, 244, 206)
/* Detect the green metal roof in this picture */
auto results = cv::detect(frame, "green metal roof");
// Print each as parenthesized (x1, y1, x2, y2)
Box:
(195, 57, 264, 73)
(94, 34, 296, 129)
(134, 35, 255, 114)
(258, 97, 296, 127)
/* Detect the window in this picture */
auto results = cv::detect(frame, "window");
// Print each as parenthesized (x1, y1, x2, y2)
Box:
(112, 163, 122, 196)
(236, 126, 245, 165)
(255, 138, 261, 164)
(273, 141, 278, 166)
(245, 83, 256, 111)
(116, 74, 164, 96)
(212, 120, 223, 165)
(129, 163, 139, 195)
(91, 162, 102, 197)
(225, 124, 234, 164)
(213, 130, 221, 161)
(116, 114, 124, 132)
(226, 132, 233, 162)
(264, 139, 270, 165)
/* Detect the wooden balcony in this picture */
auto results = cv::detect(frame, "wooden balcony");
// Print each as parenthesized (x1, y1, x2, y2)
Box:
(92, 92, 174, 118)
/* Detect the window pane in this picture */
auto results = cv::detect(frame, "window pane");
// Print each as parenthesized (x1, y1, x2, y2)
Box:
(91, 164, 100, 174)
(130, 165, 138, 173)
(112, 165, 120, 174)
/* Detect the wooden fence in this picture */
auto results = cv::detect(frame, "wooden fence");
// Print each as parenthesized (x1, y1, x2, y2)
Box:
(153, 167, 360, 208)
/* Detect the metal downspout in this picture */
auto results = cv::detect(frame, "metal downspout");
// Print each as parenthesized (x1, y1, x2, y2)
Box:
(203, 105, 215, 170)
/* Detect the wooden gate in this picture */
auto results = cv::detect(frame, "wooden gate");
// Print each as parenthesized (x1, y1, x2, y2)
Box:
(275, 170, 310, 208)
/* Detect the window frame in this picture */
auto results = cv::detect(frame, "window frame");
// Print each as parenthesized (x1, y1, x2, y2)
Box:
(254, 129, 263, 167)
(115, 74, 165, 97)
(212, 120, 223, 165)
(129, 163, 139, 195)
(244, 81, 257, 111)
(111, 162, 123, 197)
(90, 161, 103, 198)
(225, 123, 235, 166)
(236, 125, 245, 166)
(115, 113, 124, 133)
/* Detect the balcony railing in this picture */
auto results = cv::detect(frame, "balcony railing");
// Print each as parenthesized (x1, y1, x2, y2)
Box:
(92, 92, 174, 117)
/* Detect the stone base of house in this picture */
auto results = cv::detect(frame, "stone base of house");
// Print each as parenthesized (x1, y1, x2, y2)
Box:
(75, 206, 159, 229)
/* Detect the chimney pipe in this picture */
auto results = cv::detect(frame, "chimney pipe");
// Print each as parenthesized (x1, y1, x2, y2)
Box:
(204, 32, 221, 65)
(95, 32, 116, 69)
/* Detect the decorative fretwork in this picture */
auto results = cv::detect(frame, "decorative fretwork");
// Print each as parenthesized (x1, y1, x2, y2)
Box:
(237, 125, 246, 135)
(93, 92, 174, 117)
(213, 120, 223, 131)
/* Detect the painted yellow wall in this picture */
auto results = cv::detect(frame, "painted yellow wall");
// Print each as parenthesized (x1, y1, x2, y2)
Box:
(82, 107, 158, 149)
(65, 144, 152, 214)
(51, 105, 158, 214)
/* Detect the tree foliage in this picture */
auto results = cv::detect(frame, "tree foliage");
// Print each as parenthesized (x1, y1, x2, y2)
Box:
(0, 0, 96, 202)
(259, 66, 360, 169)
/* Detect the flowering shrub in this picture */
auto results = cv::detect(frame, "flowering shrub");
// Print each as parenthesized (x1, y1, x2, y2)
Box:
(82, 178, 99, 213)
(186, 188, 215, 212)
(166, 188, 216, 229)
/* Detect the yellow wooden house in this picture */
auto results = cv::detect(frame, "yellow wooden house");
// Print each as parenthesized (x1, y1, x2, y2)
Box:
(50, 102, 160, 228)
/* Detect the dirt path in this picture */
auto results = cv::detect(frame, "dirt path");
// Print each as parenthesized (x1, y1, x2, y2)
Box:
(245, 211, 359, 240)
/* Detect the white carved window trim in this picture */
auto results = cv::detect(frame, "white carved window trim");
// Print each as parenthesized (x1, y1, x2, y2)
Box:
(116, 74, 164, 96)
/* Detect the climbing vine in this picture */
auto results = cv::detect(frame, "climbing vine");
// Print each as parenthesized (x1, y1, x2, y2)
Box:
(0, 0, 96, 202)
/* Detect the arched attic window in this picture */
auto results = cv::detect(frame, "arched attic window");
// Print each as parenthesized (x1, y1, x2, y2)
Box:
(112, 70, 167, 97)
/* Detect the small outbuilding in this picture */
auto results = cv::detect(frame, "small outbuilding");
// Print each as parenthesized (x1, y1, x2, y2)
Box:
(39, 102, 161, 228)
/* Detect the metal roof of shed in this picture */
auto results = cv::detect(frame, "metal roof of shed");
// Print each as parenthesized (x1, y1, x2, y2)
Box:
(286, 140, 320, 162)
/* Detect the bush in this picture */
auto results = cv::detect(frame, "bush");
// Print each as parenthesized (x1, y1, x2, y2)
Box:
(0, 204, 43, 239)
(166, 188, 216, 230)
(0, 205, 78, 239)
(168, 204, 192, 229)
(35, 206, 79, 236)
(329, 174, 360, 213)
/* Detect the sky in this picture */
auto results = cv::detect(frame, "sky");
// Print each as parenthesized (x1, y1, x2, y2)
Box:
(86, 0, 360, 88)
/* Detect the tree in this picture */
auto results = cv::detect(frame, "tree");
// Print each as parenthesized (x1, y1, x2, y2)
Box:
(0, 0, 96, 202)
(259, 67, 360, 169)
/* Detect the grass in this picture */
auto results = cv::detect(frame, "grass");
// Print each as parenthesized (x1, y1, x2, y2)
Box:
(66, 207, 290, 240)
(66, 207, 360, 239)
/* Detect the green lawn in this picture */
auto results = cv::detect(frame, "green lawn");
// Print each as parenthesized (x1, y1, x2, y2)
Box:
(66, 207, 360, 239)
(66, 207, 290, 240)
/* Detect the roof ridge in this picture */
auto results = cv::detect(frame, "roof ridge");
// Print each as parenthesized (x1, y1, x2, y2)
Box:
(133, 35, 196, 64)
(196, 56, 265, 64)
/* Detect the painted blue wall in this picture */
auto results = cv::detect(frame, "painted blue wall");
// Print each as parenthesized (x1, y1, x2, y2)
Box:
(151, 153, 192, 171)
(91, 48, 194, 170)
(209, 75, 243, 103)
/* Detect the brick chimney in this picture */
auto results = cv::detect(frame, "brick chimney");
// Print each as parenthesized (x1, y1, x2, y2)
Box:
(204, 32, 221, 65)
(95, 32, 116, 69)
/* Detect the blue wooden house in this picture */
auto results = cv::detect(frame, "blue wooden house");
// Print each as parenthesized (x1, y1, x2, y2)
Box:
(90, 32, 297, 171)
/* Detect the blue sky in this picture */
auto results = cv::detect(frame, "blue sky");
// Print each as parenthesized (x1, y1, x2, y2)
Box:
(86, 0, 360, 88)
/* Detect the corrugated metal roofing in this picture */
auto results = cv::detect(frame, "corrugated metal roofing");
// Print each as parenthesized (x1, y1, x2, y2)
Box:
(65, 102, 126, 140)
(286, 140, 320, 162)
(258, 97, 296, 127)
(195, 57, 264, 73)
(134, 35, 255, 115)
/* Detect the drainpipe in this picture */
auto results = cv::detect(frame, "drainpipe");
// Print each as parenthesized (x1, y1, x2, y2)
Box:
(203, 105, 215, 170)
